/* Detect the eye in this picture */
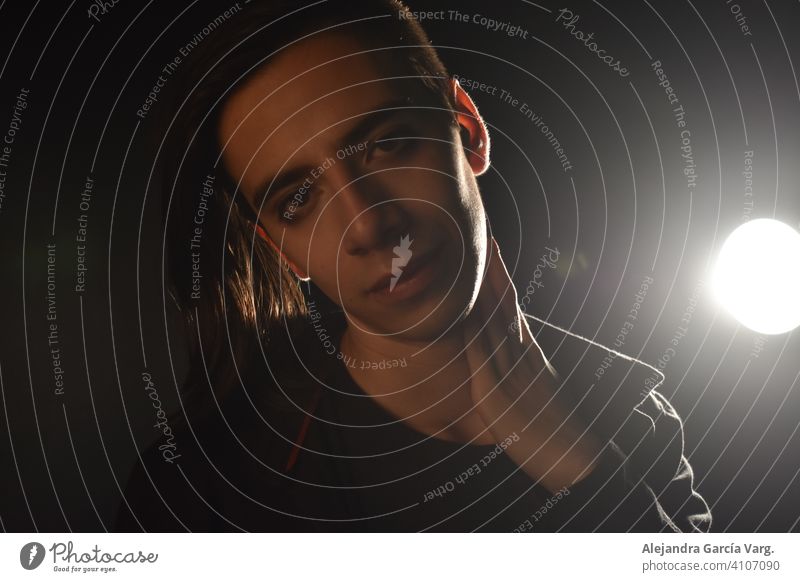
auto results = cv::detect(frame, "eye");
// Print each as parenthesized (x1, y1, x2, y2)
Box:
(277, 185, 314, 224)
(370, 125, 417, 158)
(374, 135, 405, 153)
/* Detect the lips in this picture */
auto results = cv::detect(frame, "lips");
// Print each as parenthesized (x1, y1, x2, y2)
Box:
(367, 243, 442, 295)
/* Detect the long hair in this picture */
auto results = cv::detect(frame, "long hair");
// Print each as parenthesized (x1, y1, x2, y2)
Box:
(160, 0, 456, 423)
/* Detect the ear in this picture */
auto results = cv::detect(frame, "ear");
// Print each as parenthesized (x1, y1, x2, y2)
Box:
(254, 224, 310, 281)
(451, 78, 491, 176)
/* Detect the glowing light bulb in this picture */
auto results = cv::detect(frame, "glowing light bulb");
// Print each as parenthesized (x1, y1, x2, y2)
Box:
(712, 219, 800, 335)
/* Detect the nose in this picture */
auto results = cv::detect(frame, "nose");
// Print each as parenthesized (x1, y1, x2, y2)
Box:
(337, 173, 411, 256)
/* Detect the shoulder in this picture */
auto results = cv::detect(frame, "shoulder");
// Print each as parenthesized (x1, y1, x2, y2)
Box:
(113, 417, 222, 532)
(521, 314, 711, 530)
(615, 390, 712, 532)
(615, 390, 684, 489)
(114, 389, 312, 532)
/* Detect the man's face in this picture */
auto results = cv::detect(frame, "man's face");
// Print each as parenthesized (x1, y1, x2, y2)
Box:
(219, 33, 488, 339)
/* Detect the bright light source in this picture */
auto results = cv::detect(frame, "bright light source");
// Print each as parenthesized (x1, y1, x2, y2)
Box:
(712, 218, 800, 335)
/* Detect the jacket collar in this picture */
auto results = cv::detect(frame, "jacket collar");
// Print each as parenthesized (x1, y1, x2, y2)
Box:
(524, 313, 664, 439)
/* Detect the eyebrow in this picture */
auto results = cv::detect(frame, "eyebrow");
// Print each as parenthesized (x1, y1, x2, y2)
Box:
(249, 97, 415, 209)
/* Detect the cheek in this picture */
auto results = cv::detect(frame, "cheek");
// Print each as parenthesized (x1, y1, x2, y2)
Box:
(408, 147, 477, 213)
(304, 240, 350, 299)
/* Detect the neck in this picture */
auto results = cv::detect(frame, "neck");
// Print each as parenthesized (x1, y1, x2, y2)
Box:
(338, 317, 492, 443)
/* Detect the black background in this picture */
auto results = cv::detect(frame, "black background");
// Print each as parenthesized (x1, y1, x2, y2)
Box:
(1, 0, 799, 532)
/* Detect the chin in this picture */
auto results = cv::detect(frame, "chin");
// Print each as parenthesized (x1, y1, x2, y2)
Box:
(358, 275, 478, 340)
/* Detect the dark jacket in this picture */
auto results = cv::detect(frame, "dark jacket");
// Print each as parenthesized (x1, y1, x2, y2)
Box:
(114, 313, 711, 532)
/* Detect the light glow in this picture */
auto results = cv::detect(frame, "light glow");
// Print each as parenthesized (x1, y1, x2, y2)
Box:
(712, 219, 800, 335)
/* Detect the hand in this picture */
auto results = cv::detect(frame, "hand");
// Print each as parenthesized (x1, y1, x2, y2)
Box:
(462, 237, 602, 493)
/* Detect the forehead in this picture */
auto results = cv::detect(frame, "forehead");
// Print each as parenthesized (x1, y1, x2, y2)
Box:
(218, 33, 425, 196)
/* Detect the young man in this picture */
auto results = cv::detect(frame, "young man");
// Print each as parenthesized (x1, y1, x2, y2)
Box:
(116, 0, 711, 532)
